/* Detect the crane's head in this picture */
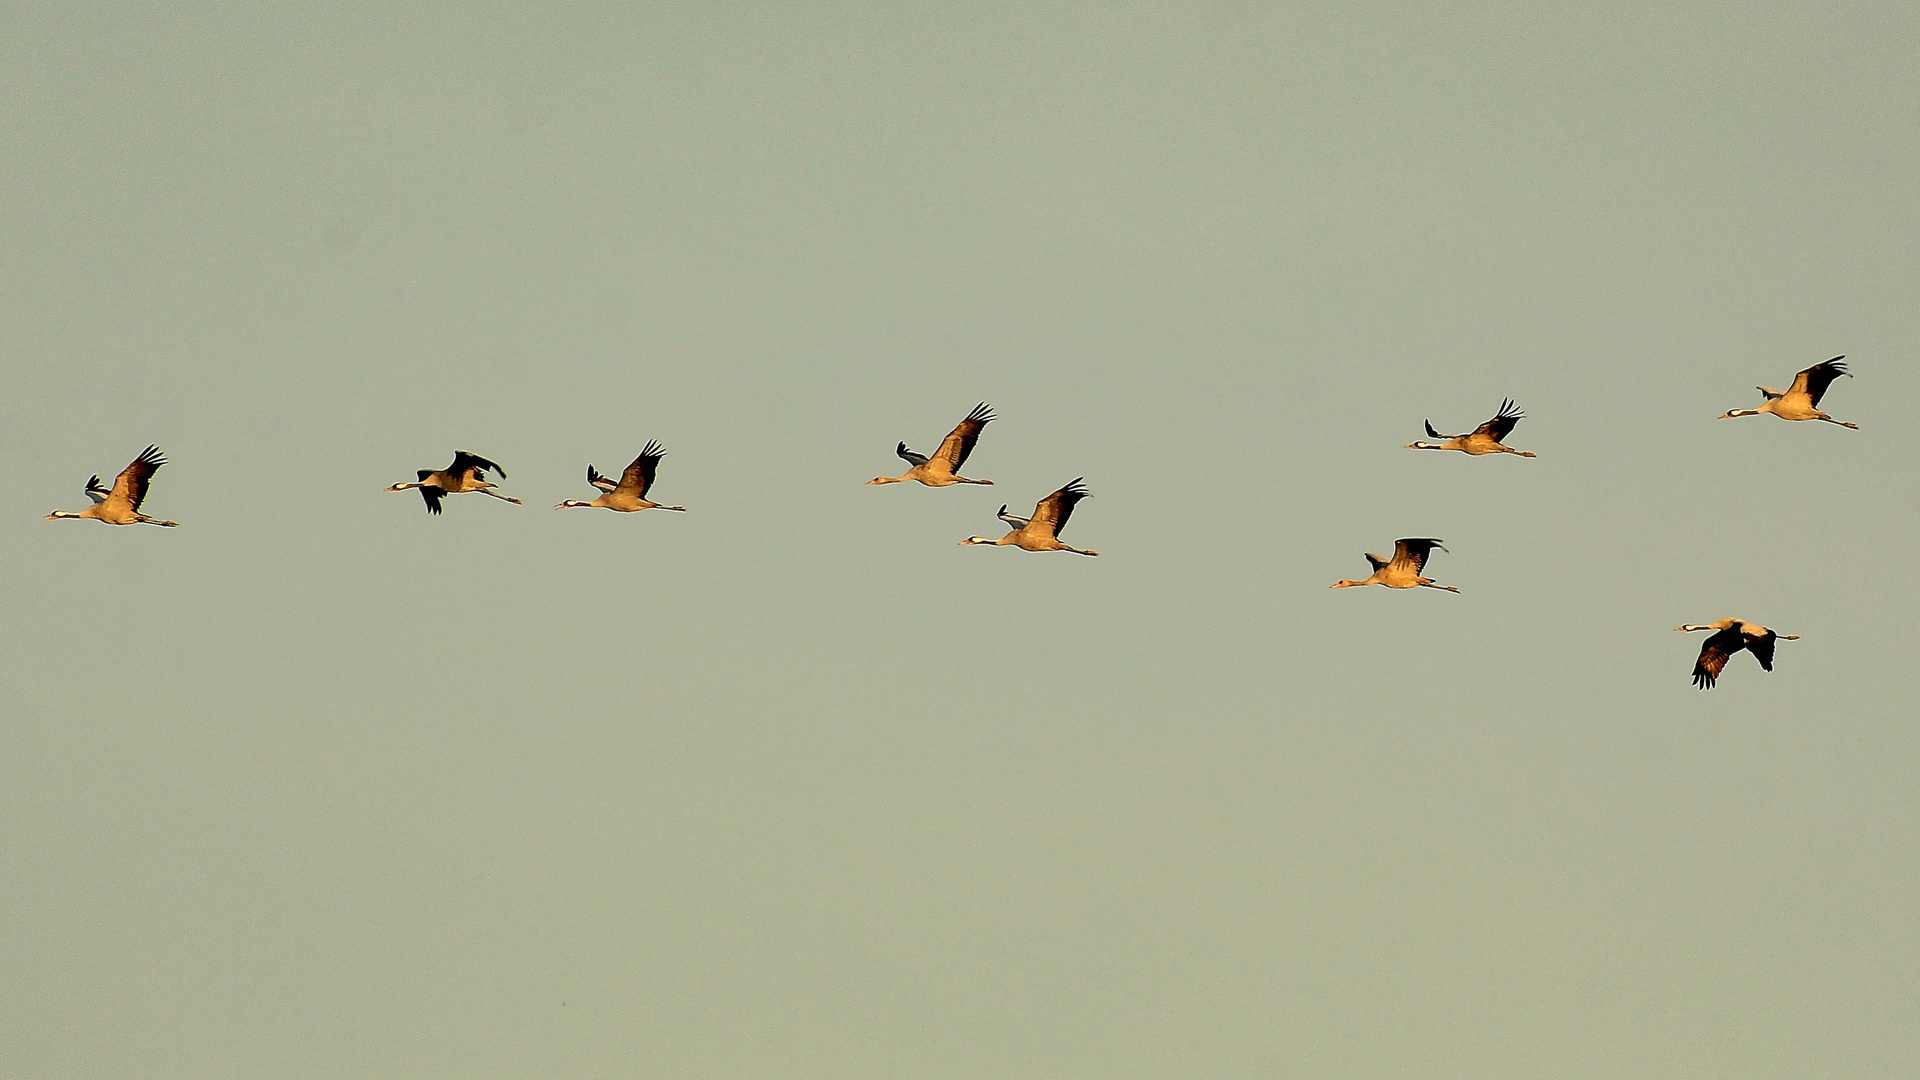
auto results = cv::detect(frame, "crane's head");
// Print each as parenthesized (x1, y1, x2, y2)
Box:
(383, 482, 416, 492)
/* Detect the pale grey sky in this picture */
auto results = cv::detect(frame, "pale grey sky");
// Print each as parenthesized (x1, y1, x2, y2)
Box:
(3, 3, 1917, 1077)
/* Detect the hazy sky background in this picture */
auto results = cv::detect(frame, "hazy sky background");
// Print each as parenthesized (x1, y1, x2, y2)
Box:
(3, 3, 1917, 1077)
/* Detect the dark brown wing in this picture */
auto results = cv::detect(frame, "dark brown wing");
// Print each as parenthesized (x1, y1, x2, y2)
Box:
(1744, 626, 1779, 671)
(617, 440, 666, 499)
(1692, 626, 1747, 689)
(420, 485, 445, 514)
(931, 403, 994, 473)
(1026, 477, 1090, 539)
(1471, 399, 1523, 443)
(109, 445, 166, 512)
(1390, 537, 1443, 575)
(449, 450, 505, 482)
(1364, 552, 1389, 572)
(1797, 357, 1849, 407)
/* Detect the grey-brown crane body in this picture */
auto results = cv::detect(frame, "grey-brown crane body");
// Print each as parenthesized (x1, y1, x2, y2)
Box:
(1674, 617, 1799, 689)
(1718, 358, 1857, 428)
(46, 445, 180, 526)
(869, 403, 996, 486)
(385, 450, 521, 513)
(960, 478, 1098, 555)
(1331, 537, 1458, 592)
(1407, 400, 1535, 457)
(557, 441, 687, 513)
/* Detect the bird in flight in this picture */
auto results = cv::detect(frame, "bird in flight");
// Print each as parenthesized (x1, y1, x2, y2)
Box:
(1718, 357, 1858, 428)
(557, 441, 687, 513)
(46, 445, 180, 527)
(385, 450, 521, 514)
(1674, 618, 1799, 689)
(960, 478, 1098, 555)
(869, 403, 996, 486)
(1331, 538, 1459, 592)
(1407, 399, 1536, 457)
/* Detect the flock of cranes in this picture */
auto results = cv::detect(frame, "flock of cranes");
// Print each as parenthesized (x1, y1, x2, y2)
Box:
(44, 358, 1859, 689)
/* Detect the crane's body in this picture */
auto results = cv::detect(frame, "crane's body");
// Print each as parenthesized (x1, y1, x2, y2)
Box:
(385, 450, 521, 514)
(1407, 400, 1535, 456)
(47, 445, 180, 526)
(1675, 618, 1798, 689)
(1719, 358, 1857, 428)
(1331, 537, 1459, 592)
(869, 403, 996, 486)
(557, 441, 687, 512)
(961, 478, 1098, 555)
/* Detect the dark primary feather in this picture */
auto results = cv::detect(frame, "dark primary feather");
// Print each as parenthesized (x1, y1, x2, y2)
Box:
(85, 474, 108, 495)
(448, 450, 505, 480)
(1391, 537, 1443, 575)
(895, 442, 930, 467)
(420, 486, 445, 514)
(1475, 399, 1524, 443)
(1423, 420, 1450, 440)
(1746, 628, 1778, 671)
(1801, 357, 1849, 407)
(1364, 553, 1389, 572)
(932, 402, 995, 472)
(587, 465, 616, 491)
(997, 504, 1030, 528)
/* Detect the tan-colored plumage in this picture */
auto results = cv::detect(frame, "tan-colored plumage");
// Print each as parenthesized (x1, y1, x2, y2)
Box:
(46, 445, 180, 527)
(1718, 357, 1857, 427)
(1674, 618, 1799, 689)
(868, 403, 996, 486)
(557, 441, 687, 513)
(385, 450, 521, 514)
(1407, 400, 1535, 457)
(960, 478, 1098, 555)
(1331, 537, 1459, 592)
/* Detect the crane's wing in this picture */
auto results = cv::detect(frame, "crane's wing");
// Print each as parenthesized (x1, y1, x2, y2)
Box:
(1423, 420, 1457, 440)
(1364, 552, 1389, 573)
(420, 484, 446, 515)
(1797, 357, 1849, 407)
(449, 450, 505, 481)
(587, 465, 618, 492)
(1691, 627, 1745, 689)
(895, 442, 930, 467)
(930, 402, 994, 473)
(84, 475, 110, 504)
(618, 441, 666, 499)
(1390, 537, 1443, 575)
(996, 504, 1031, 529)
(1744, 626, 1779, 671)
(1473, 399, 1523, 443)
(108, 445, 166, 512)
(1026, 478, 1090, 539)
